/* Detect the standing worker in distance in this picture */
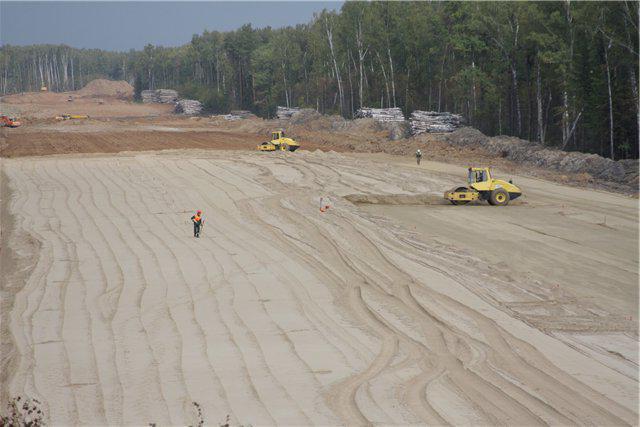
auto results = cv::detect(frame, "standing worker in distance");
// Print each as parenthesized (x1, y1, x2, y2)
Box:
(415, 149, 422, 165)
(191, 210, 204, 238)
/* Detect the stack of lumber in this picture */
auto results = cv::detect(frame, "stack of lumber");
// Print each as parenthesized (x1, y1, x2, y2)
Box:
(229, 110, 253, 118)
(218, 110, 256, 120)
(141, 89, 178, 104)
(174, 99, 203, 115)
(410, 111, 464, 134)
(140, 90, 155, 103)
(221, 114, 241, 121)
(276, 106, 301, 119)
(355, 107, 405, 122)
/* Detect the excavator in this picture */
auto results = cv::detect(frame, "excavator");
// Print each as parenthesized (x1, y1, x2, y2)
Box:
(0, 115, 21, 128)
(257, 130, 300, 152)
(444, 167, 522, 206)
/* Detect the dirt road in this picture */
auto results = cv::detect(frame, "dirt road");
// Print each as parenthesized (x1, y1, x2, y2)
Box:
(2, 150, 637, 425)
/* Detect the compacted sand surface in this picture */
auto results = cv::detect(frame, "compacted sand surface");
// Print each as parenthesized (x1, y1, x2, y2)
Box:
(1, 150, 637, 425)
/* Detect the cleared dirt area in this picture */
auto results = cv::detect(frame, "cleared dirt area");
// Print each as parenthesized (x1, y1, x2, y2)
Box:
(1, 130, 262, 157)
(1, 150, 637, 425)
(0, 127, 352, 158)
(1, 80, 172, 119)
(3, 98, 172, 120)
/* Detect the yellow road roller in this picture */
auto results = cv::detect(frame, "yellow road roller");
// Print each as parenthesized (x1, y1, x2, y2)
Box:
(257, 130, 300, 152)
(444, 167, 522, 206)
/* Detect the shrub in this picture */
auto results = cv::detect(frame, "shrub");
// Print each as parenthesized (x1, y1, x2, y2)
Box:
(0, 396, 46, 426)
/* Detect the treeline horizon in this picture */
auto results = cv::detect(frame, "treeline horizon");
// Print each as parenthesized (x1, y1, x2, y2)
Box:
(1, 1, 638, 159)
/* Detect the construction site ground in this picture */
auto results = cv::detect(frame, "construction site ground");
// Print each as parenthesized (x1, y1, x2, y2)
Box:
(1, 91, 638, 425)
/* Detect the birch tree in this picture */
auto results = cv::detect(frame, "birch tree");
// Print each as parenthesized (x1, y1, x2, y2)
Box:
(324, 12, 344, 115)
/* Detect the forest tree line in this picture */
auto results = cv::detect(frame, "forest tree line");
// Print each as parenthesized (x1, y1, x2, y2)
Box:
(1, 1, 638, 159)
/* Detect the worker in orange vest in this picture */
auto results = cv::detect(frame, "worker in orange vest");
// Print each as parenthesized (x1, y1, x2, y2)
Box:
(191, 210, 204, 238)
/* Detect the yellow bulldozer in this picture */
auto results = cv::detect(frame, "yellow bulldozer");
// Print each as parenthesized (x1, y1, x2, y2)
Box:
(257, 130, 300, 152)
(444, 167, 522, 206)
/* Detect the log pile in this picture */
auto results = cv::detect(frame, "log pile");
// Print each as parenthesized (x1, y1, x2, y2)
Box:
(174, 99, 203, 115)
(229, 110, 254, 119)
(141, 89, 178, 104)
(355, 107, 405, 122)
(410, 111, 464, 134)
(221, 114, 241, 121)
(218, 110, 256, 120)
(290, 109, 321, 124)
(276, 106, 301, 119)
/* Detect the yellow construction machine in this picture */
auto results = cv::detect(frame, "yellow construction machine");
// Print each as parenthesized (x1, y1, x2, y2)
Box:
(444, 167, 522, 206)
(55, 114, 90, 121)
(257, 130, 300, 152)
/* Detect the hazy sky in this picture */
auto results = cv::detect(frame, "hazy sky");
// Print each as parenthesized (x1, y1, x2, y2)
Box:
(0, 1, 343, 51)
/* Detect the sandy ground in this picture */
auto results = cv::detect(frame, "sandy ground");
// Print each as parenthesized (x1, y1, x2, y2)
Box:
(1, 149, 637, 425)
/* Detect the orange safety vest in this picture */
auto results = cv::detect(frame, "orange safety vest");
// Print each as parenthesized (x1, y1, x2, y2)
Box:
(193, 214, 201, 223)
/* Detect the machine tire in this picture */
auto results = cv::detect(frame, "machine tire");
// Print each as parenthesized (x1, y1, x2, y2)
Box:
(281, 143, 289, 151)
(489, 188, 510, 206)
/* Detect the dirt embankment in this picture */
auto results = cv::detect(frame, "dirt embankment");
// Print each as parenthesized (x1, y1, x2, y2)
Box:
(436, 128, 639, 188)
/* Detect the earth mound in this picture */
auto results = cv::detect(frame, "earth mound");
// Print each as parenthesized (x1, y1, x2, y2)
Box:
(433, 127, 638, 187)
(75, 79, 134, 99)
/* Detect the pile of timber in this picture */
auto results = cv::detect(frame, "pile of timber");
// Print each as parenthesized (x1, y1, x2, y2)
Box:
(229, 110, 253, 119)
(410, 111, 464, 134)
(174, 99, 203, 115)
(218, 110, 256, 121)
(220, 114, 241, 121)
(141, 89, 178, 104)
(276, 106, 301, 119)
(355, 107, 405, 122)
